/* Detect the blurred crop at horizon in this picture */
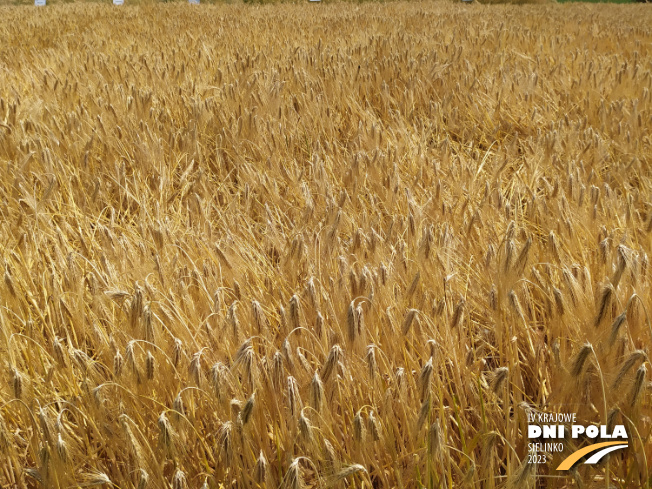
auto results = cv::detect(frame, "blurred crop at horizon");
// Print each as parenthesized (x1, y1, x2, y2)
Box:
(0, 2, 651, 488)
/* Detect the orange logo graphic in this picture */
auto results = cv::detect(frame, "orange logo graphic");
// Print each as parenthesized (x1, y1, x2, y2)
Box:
(556, 441, 628, 471)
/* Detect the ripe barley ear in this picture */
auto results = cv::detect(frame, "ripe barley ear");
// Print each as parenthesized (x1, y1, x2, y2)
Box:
(608, 312, 627, 345)
(146, 351, 155, 381)
(290, 294, 301, 332)
(137, 469, 149, 489)
(366, 344, 377, 380)
(310, 371, 323, 412)
(630, 364, 646, 406)
(217, 421, 233, 466)
(12, 368, 23, 399)
(367, 410, 381, 441)
(241, 393, 255, 425)
(189, 351, 203, 386)
(612, 350, 645, 390)
(490, 367, 509, 393)
(416, 396, 431, 433)
(298, 409, 314, 444)
(321, 344, 342, 384)
(172, 338, 183, 368)
(402, 308, 418, 334)
(252, 300, 267, 333)
(287, 376, 302, 417)
(172, 469, 187, 489)
(353, 410, 365, 443)
(418, 357, 433, 400)
(451, 299, 465, 328)
(347, 301, 357, 343)
(594, 284, 614, 328)
(114, 350, 124, 378)
(315, 311, 324, 339)
(254, 450, 268, 484)
(571, 343, 593, 377)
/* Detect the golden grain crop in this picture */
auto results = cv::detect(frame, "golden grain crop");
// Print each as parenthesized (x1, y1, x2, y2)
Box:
(0, 2, 651, 488)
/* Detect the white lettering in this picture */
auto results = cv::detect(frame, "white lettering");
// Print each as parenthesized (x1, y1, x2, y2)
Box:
(586, 425, 599, 438)
(528, 425, 542, 438)
(543, 425, 556, 438)
(612, 425, 627, 438)
(572, 425, 584, 438)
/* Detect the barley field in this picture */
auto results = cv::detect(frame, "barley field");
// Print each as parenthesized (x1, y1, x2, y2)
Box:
(0, 2, 651, 488)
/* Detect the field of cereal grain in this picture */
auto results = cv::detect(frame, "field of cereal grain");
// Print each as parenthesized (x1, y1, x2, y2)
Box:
(0, 2, 651, 487)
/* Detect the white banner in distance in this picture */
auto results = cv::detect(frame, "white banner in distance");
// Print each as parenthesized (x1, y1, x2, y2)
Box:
(35, 0, 46, 6)
(189, 0, 200, 4)
(113, 0, 124, 5)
